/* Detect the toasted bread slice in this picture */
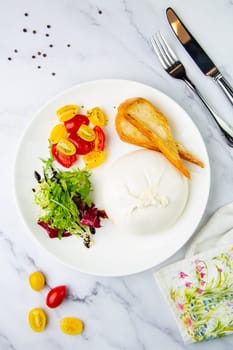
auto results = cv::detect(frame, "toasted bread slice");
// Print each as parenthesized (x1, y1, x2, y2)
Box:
(116, 110, 204, 168)
(124, 112, 191, 178)
(173, 141, 204, 168)
(115, 97, 203, 178)
(117, 97, 172, 141)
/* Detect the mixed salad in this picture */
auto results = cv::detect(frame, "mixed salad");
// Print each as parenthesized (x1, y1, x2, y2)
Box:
(33, 155, 107, 247)
(33, 104, 108, 248)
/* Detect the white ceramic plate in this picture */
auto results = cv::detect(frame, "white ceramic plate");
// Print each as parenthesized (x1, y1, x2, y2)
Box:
(14, 79, 210, 276)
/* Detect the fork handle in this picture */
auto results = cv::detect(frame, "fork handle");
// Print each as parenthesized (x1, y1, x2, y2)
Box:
(183, 77, 233, 147)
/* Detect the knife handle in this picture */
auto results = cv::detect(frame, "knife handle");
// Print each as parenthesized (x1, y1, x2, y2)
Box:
(214, 73, 233, 105)
(184, 77, 233, 146)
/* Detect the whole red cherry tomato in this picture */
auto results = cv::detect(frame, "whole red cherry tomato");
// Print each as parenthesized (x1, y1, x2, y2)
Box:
(68, 133, 94, 155)
(64, 114, 89, 134)
(51, 144, 77, 168)
(46, 285, 67, 308)
(94, 126, 105, 151)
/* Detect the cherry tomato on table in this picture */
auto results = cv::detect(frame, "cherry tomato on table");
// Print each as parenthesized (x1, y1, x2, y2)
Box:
(51, 143, 77, 168)
(46, 285, 67, 308)
(64, 114, 89, 134)
(60, 317, 84, 335)
(68, 133, 94, 155)
(29, 271, 46, 292)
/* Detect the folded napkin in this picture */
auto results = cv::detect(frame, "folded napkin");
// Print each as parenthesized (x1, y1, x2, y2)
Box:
(155, 201, 233, 344)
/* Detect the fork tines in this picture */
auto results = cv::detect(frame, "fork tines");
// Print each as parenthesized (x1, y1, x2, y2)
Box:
(151, 32, 177, 69)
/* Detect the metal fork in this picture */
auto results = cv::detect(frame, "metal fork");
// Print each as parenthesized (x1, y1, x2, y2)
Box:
(151, 32, 233, 147)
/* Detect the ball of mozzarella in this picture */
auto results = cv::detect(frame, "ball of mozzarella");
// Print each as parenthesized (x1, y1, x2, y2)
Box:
(103, 149, 189, 234)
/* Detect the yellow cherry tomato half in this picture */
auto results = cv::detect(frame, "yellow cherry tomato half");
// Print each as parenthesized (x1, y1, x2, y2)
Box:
(56, 104, 80, 122)
(87, 107, 107, 127)
(83, 150, 106, 169)
(49, 124, 67, 144)
(60, 317, 84, 335)
(77, 124, 96, 142)
(28, 308, 47, 332)
(56, 138, 76, 156)
(29, 271, 46, 291)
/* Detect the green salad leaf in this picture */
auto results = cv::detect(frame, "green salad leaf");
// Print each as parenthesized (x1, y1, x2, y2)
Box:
(34, 156, 93, 238)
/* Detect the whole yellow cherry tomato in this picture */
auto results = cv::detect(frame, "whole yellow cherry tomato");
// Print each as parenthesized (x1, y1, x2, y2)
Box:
(56, 138, 76, 156)
(49, 124, 67, 144)
(29, 271, 45, 292)
(28, 308, 47, 332)
(87, 107, 107, 127)
(83, 150, 106, 169)
(60, 317, 84, 335)
(77, 124, 96, 142)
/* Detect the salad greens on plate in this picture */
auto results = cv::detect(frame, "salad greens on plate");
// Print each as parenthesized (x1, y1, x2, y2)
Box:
(33, 154, 106, 248)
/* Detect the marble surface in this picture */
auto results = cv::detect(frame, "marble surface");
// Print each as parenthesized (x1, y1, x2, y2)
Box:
(1, 0, 233, 349)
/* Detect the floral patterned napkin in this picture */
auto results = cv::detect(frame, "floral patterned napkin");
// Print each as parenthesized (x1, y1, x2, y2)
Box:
(155, 202, 233, 343)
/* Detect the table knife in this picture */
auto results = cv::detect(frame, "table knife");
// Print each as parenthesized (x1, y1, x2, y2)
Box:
(166, 7, 233, 105)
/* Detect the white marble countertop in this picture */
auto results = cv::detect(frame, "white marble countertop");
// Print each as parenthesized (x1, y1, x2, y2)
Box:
(1, 0, 233, 349)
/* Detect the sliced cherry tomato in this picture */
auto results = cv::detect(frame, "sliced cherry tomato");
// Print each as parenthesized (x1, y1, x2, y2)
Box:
(56, 104, 80, 122)
(52, 143, 77, 168)
(49, 124, 67, 144)
(77, 124, 96, 142)
(87, 107, 107, 127)
(28, 308, 47, 332)
(46, 285, 67, 308)
(64, 114, 89, 134)
(68, 134, 94, 155)
(94, 126, 105, 151)
(56, 138, 76, 156)
(83, 150, 106, 169)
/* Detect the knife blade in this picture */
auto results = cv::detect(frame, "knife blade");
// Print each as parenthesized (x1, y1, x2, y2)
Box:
(166, 7, 233, 105)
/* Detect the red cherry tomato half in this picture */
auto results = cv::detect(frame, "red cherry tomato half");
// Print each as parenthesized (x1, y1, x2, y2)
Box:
(46, 285, 67, 308)
(68, 133, 94, 155)
(64, 114, 89, 134)
(94, 126, 105, 151)
(51, 143, 77, 168)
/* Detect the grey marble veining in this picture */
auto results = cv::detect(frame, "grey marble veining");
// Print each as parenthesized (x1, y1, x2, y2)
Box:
(1, 0, 233, 349)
